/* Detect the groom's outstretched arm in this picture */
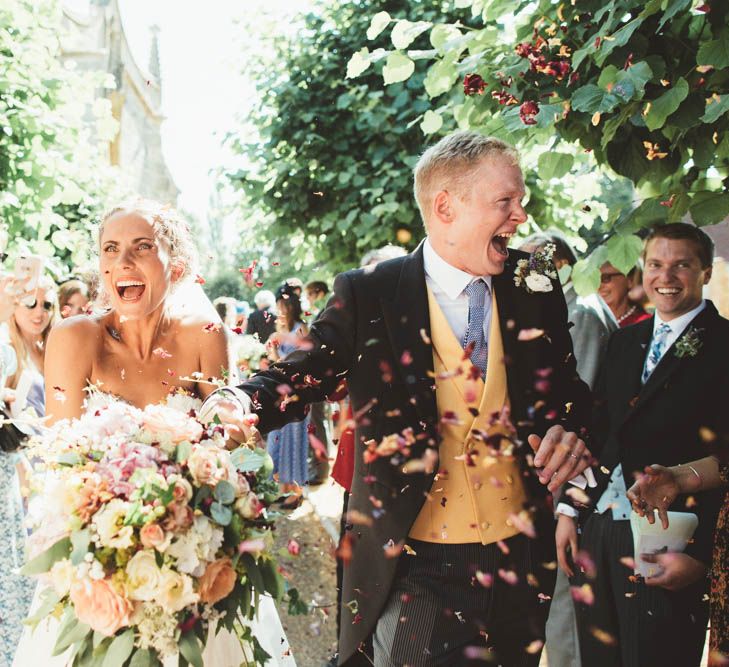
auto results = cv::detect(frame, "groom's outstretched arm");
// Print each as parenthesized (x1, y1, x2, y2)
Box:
(205, 271, 357, 434)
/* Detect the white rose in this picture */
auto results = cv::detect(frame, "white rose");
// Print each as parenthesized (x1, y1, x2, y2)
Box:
(92, 499, 134, 549)
(166, 532, 200, 575)
(125, 550, 163, 602)
(157, 569, 198, 613)
(49, 559, 75, 596)
(525, 272, 553, 293)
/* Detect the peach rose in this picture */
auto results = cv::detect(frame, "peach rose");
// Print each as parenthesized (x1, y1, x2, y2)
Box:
(140, 523, 168, 550)
(161, 502, 194, 533)
(142, 405, 203, 444)
(172, 479, 193, 503)
(69, 578, 132, 637)
(187, 445, 228, 487)
(197, 558, 237, 605)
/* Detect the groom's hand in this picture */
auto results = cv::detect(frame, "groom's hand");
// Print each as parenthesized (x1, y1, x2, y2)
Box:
(529, 425, 591, 493)
(199, 391, 263, 448)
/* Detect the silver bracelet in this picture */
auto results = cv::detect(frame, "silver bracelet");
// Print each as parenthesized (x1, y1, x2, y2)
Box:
(686, 464, 702, 485)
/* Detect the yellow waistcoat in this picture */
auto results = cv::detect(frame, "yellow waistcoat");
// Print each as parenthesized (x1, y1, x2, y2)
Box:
(408, 288, 528, 544)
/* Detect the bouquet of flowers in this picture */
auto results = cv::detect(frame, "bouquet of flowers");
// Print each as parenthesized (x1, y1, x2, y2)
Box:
(234, 335, 269, 378)
(22, 399, 285, 666)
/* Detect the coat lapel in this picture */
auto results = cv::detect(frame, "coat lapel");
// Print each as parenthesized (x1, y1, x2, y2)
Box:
(380, 243, 437, 427)
(628, 303, 716, 417)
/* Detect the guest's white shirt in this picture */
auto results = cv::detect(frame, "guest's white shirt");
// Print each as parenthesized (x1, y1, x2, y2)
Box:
(423, 238, 493, 343)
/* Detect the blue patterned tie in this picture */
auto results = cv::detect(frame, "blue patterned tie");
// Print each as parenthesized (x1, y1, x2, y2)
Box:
(641, 322, 672, 384)
(463, 279, 489, 378)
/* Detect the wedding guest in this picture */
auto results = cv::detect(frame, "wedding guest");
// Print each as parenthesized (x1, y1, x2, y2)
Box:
(305, 280, 329, 318)
(521, 232, 616, 667)
(235, 300, 251, 330)
(0, 273, 57, 664)
(599, 262, 651, 327)
(58, 279, 89, 318)
(204, 131, 594, 666)
(557, 223, 725, 667)
(213, 296, 237, 329)
(265, 283, 310, 508)
(246, 289, 277, 343)
(284, 277, 303, 297)
(628, 456, 729, 666)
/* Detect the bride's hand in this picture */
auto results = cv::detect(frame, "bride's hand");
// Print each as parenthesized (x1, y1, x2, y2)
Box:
(627, 465, 680, 529)
(199, 395, 263, 449)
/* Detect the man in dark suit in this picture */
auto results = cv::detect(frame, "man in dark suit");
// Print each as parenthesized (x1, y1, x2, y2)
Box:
(556, 222, 726, 667)
(246, 289, 277, 343)
(203, 131, 593, 666)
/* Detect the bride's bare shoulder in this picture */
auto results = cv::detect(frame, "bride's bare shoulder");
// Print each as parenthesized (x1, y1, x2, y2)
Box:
(47, 314, 106, 348)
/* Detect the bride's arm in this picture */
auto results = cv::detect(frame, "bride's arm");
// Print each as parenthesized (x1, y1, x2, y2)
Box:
(197, 324, 233, 399)
(44, 319, 96, 424)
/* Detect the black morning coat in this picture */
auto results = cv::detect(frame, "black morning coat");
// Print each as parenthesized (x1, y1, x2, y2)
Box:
(568, 300, 729, 568)
(238, 243, 592, 664)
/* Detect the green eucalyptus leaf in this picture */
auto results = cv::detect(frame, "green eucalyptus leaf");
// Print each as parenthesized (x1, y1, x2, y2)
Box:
(179, 631, 204, 667)
(21, 537, 71, 575)
(210, 501, 233, 526)
(213, 479, 236, 504)
(70, 528, 91, 566)
(101, 629, 134, 667)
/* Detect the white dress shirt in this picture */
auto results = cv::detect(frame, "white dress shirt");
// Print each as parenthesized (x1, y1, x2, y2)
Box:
(558, 299, 708, 519)
(422, 238, 493, 343)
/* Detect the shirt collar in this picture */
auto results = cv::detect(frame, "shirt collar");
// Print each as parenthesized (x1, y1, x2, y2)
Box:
(423, 238, 492, 300)
(653, 299, 706, 335)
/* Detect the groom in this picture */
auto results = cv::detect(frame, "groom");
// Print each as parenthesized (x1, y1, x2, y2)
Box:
(204, 131, 593, 666)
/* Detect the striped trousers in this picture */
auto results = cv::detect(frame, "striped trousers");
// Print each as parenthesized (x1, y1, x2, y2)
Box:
(573, 512, 708, 667)
(373, 534, 554, 667)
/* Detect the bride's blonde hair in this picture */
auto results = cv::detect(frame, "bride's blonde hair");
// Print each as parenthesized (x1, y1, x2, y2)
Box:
(98, 198, 198, 284)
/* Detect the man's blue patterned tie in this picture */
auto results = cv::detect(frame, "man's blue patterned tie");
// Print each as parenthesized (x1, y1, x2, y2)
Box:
(463, 279, 489, 378)
(641, 322, 672, 384)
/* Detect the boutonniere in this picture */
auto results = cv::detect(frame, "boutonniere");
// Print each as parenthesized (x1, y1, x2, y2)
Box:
(514, 243, 557, 293)
(674, 326, 703, 358)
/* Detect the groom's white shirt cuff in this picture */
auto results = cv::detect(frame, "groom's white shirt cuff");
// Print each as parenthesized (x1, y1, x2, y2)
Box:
(556, 467, 597, 518)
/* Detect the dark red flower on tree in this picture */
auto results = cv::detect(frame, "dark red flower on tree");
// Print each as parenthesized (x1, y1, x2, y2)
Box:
(463, 73, 487, 96)
(492, 90, 518, 106)
(519, 100, 539, 125)
(515, 42, 533, 58)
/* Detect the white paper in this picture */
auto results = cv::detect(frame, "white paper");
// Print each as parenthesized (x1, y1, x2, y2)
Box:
(630, 511, 698, 578)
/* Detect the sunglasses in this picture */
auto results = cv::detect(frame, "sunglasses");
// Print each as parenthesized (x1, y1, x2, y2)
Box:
(21, 298, 54, 311)
(599, 272, 624, 284)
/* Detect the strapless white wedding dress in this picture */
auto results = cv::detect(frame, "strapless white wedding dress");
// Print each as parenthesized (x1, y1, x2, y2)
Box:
(13, 392, 296, 667)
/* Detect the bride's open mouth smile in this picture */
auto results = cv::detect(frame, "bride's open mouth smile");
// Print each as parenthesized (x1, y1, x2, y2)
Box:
(116, 279, 146, 302)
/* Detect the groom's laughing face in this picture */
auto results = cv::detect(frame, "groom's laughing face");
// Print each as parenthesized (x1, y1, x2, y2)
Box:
(434, 155, 527, 276)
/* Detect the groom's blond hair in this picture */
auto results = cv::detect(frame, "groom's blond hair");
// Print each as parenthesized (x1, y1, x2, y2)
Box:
(413, 131, 519, 228)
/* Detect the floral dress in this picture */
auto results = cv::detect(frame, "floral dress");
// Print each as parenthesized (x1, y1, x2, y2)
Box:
(710, 462, 729, 665)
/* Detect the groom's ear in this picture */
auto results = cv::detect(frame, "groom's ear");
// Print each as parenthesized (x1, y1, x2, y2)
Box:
(433, 190, 453, 225)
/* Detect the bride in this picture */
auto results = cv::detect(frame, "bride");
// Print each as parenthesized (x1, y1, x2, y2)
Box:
(14, 199, 295, 666)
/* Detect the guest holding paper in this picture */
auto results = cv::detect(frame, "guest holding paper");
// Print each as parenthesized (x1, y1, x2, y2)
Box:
(629, 455, 729, 665)
(556, 223, 728, 667)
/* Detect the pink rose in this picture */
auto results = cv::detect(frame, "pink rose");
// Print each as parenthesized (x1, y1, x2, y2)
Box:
(234, 491, 264, 520)
(172, 479, 193, 503)
(140, 523, 167, 550)
(70, 578, 132, 636)
(142, 405, 203, 443)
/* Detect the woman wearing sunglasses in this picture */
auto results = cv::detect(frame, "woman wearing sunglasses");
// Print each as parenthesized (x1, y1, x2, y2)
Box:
(0, 273, 58, 663)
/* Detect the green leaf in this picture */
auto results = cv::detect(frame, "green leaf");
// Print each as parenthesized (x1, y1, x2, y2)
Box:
(571, 260, 601, 297)
(346, 48, 371, 79)
(420, 110, 443, 135)
(179, 632, 204, 667)
(423, 57, 458, 98)
(391, 20, 431, 50)
(101, 629, 134, 667)
(231, 446, 272, 474)
(129, 648, 155, 667)
(537, 152, 574, 180)
(689, 192, 729, 226)
(701, 95, 729, 124)
(213, 479, 236, 504)
(53, 613, 90, 655)
(571, 85, 620, 114)
(259, 557, 285, 599)
(697, 39, 729, 69)
(382, 53, 415, 85)
(70, 528, 91, 566)
(366, 11, 391, 40)
(24, 587, 61, 629)
(595, 18, 643, 66)
(175, 441, 191, 463)
(430, 24, 461, 52)
(606, 234, 643, 274)
(210, 501, 233, 526)
(616, 61, 653, 99)
(21, 537, 71, 575)
(241, 553, 266, 593)
(644, 78, 689, 131)
(286, 587, 309, 615)
(657, 0, 691, 31)
(58, 451, 83, 466)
